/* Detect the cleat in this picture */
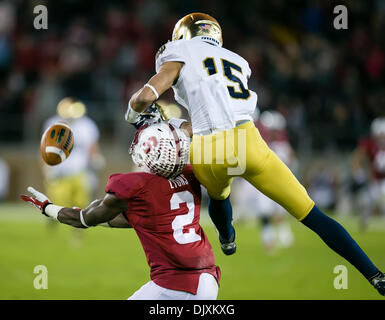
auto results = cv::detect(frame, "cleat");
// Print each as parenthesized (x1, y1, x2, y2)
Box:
(218, 228, 236, 256)
(370, 271, 385, 296)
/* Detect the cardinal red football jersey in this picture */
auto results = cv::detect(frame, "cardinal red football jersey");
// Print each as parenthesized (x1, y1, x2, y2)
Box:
(359, 138, 385, 180)
(105, 165, 220, 295)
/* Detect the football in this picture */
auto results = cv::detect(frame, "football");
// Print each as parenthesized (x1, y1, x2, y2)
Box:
(40, 122, 74, 166)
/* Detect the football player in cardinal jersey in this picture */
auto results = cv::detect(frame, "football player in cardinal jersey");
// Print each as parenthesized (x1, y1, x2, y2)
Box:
(351, 117, 385, 231)
(124, 12, 384, 296)
(21, 121, 220, 300)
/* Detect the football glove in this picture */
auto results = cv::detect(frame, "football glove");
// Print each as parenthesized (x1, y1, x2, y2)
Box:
(20, 187, 52, 217)
(131, 103, 167, 129)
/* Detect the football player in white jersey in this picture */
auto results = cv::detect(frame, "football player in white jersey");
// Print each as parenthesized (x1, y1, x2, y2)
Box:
(125, 13, 384, 295)
(42, 97, 104, 243)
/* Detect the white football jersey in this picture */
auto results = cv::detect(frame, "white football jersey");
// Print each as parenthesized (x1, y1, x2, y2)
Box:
(155, 36, 258, 135)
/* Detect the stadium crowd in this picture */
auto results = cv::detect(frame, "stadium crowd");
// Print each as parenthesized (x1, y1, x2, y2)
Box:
(1, 1, 385, 210)
(1, 0, 384, 150)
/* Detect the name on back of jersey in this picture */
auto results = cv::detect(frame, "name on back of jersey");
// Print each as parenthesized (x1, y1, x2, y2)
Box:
(168, 174, 189, 189)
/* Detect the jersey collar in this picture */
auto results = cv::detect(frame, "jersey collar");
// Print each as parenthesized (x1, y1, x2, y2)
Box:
(191, 36, 222, 47)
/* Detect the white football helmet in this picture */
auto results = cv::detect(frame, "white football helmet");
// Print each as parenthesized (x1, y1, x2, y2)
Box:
(371, 117, 385, 138)
(129, 122, 190, 179)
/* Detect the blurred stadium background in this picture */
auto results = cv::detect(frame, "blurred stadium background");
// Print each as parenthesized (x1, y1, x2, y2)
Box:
(0, 0, 384, 299)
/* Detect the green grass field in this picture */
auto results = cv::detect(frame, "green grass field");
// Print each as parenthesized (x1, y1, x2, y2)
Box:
(0, 202, 384, 300)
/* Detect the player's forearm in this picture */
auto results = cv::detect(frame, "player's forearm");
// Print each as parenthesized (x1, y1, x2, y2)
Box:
(127, 62, 182, 116)
(56, 207, 88, 228)
(129, 74, 174, 113)
(59, 199, 103, 228)
(129, 86, 157, 113)
(47, 205, 130, 229)
(21, 188, 127, 229)
(54, 198, 123, 228)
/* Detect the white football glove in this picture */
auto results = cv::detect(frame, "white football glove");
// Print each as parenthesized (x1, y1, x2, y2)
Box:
(20, 186, 62, 219)
(20, 187, 52, 215)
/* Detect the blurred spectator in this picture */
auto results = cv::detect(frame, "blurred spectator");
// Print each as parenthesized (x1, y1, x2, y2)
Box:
(306, 161, 339, 212)
(0, 157, 10, 201)
(350, 117, 385, 231)
(232, 111, 296, 253)
(0, 0, 384, 155)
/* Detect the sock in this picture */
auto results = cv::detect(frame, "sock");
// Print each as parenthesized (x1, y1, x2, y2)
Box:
(301, 205, 379, 280)
(208, 196, 234, 240)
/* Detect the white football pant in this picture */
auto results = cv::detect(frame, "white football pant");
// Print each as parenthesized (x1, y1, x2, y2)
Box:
(127, 273, 218, 300)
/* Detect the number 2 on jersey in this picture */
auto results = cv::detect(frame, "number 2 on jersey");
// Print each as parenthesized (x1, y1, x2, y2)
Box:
(203, 57, 250, 100)
(171, 191, 202, 244)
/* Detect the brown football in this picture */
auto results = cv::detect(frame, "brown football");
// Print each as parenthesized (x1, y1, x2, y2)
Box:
(40, 122, 74, 166)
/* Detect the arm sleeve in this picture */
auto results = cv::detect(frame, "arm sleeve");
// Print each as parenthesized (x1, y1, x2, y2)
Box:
(155, 41, 186, 73)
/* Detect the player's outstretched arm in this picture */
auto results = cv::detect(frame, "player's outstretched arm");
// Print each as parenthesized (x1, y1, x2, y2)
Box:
(81, 198, 132, 228)
(58, 193, 128, 228)
(126, 61, 183, 122)
(21, 187, 128, 229)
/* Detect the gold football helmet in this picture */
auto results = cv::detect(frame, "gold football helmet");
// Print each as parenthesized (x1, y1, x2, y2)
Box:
(172, 12, 222, 45)
(57, 97, 86, 119)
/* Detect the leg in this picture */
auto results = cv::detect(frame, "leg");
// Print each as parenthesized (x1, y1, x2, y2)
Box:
(244, 143, 382, 290)
(72, 172, 92, 208)
(44, 176, 73, 232)
(243, 150, 314, 220)
(128, 275, 218, 300)
(190, 133, 236, 254)
(208, 196, 234, 240)
(191, 160, 235, 242)
(128, 281, 163, 300)
(357, 186, 372, 232)
(45, 176, 74, 207)
(189, 273, 218, 300)
(255, 188, 278, 252)
(301, 205, 379, 280)
(260, 215, 276, 252)
(72, 173, 92, 245)
(128, 280, 190, 300)
(275, 214, 294, 248)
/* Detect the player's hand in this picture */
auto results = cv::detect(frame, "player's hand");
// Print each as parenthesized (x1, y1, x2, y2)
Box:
(131, 103, 166, 129)
(20, 187, 52, 217)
